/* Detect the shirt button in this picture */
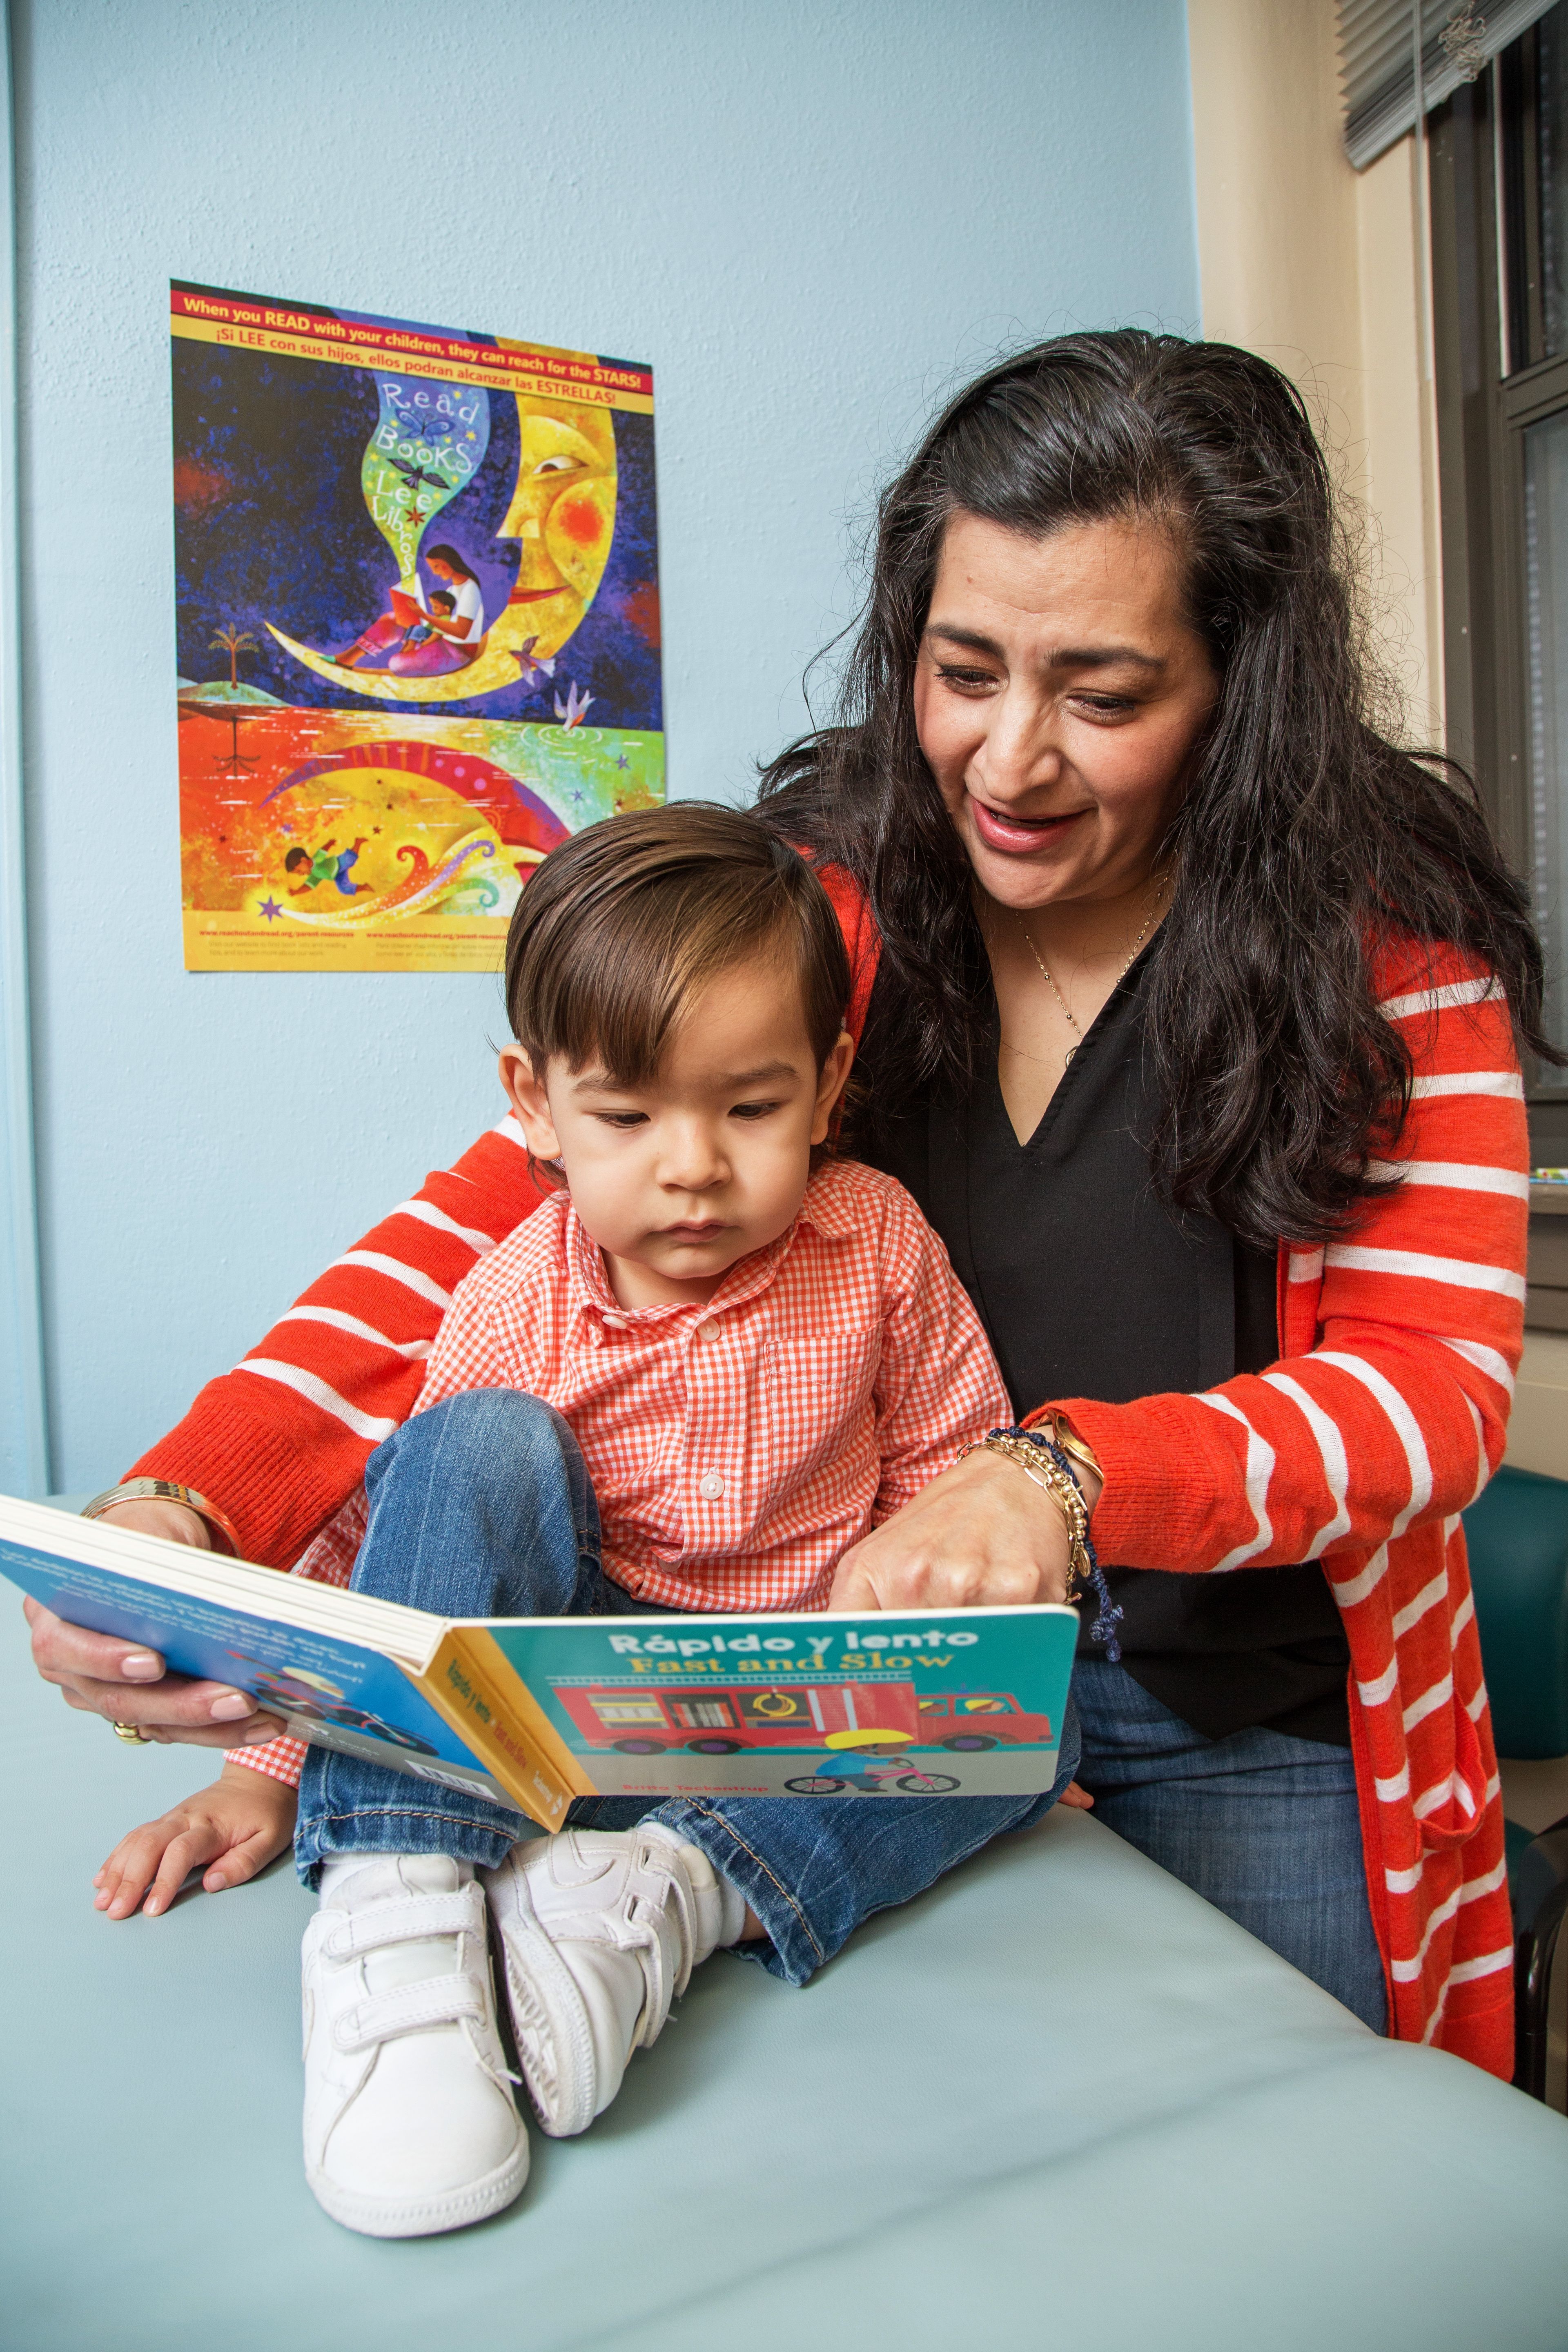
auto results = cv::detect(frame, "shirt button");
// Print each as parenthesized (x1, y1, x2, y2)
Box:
(698, 1471, 726, 1500)
(697, 1319, 718, 1342)
(602, 1313, 627, 1332)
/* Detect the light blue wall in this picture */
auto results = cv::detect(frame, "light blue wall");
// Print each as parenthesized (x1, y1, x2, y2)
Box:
(10, 0, 1198, 1493)
(0, 1, 46, 1501)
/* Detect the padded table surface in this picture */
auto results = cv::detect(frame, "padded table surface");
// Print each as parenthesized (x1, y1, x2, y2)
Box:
(7, 1589, 1568, 2352)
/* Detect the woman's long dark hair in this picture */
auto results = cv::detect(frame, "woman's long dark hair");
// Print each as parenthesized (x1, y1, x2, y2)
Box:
(423, 542, 478, 581)
(757, 331, 1554, 1247)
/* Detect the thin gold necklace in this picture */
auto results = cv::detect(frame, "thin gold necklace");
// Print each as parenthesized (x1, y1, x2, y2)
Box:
(1007, 878, 1168, 1067)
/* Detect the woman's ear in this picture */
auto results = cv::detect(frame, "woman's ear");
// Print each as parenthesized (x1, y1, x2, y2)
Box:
(497, 1046, 564, 1161)
(809, 1030, 856, 1146)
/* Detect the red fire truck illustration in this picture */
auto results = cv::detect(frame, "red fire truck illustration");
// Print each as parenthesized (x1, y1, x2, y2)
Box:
(555, 1679, 1053, 1757)
(555, 1677, 918, 1756)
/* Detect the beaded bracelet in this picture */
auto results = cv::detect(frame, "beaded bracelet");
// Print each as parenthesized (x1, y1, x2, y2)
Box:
(960, 1425, 1123, 1660)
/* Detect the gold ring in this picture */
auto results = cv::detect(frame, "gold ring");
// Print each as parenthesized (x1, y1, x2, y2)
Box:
(110, 1720, 151, 1745)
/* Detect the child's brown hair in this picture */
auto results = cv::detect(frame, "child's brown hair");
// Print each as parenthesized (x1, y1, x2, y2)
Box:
(504, 803, 850, 1081)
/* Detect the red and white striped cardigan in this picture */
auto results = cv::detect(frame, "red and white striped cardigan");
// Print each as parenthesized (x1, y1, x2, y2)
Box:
(128, 871, 1526, 2076)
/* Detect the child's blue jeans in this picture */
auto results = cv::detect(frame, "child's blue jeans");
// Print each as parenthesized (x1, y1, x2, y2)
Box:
(294, 1388, 1078, 1984)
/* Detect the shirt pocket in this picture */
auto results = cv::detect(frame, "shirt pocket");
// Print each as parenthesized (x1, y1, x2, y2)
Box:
(758, 1329, 881, 1496)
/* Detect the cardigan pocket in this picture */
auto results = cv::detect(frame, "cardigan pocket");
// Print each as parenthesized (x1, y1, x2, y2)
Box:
(1413, 1693, 1488, 1851)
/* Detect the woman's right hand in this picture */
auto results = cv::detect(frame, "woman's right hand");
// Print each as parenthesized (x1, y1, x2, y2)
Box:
(24, 1498, 284, 1747)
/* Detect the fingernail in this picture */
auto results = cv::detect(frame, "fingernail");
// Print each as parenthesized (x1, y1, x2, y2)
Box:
(208, 1693, 254, 1722)
(120, 1653, 161, 1682)
(241, 1720, 278, 1743)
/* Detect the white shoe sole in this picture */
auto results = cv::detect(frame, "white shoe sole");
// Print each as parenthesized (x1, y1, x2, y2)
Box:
(307, 2136, 528, 2238)
(486, 1850, 600, 2138)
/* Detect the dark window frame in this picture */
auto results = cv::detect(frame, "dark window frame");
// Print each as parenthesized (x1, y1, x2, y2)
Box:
(1431, 58, 1568, 1151)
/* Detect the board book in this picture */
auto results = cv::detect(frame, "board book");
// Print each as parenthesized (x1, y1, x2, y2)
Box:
(0, 1496, 1078, 1832)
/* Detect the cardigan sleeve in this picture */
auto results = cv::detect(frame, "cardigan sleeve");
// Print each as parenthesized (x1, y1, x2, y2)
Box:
(123, 1117, 548, 1567)
(1029, 950, 1530, 1575)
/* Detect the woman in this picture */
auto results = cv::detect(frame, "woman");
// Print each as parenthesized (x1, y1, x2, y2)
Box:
(341, 544, 486, 677)
(34, 334, 1544, 2072)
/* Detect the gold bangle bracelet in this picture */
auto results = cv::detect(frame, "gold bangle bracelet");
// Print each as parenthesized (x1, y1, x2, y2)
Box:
(82, 1479, 241, 1558)
(1027, 1411, 1103, 1489)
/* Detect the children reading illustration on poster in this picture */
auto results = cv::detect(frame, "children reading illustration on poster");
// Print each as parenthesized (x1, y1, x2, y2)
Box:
(339, 548, 486, 677)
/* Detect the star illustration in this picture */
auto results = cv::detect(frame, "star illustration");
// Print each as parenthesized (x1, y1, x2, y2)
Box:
(258, 897, 283, 922)
(615, 754, 630, 771)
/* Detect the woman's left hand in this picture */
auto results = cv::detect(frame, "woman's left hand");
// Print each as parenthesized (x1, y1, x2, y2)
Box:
(829, 1446, 1100, 1613)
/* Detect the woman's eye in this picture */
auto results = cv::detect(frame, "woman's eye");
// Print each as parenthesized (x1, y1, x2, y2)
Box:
(936, 664, 998, 691)
(1071, 693, 1137, 718)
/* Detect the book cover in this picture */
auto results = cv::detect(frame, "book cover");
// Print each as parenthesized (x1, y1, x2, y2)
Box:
(452, 1608, 1076, 1801)
(1, 1500, 1078, 1828)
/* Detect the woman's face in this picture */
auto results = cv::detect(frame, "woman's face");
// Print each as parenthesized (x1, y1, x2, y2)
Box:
(913, 510, 1219, 911)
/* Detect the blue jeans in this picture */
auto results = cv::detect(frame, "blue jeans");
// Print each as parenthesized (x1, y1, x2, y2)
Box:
(1072, 1655, 1388, 2034)
(295, 1389, 1075, 1984)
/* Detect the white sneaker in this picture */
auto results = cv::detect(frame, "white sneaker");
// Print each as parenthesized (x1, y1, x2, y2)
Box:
(301, 1853, 528, 2237)
(484, 1826, 735, 2138)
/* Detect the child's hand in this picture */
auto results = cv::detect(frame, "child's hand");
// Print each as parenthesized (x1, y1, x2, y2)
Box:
(93, 1762, 297, 1919)
(1058, 1780, 1094, 1810)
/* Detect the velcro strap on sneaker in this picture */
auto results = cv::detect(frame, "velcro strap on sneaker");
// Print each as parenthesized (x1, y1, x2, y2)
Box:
(632, 1841, 698, 2018)
(333, 1971, 487, 2052)
(322, 1886, 485, 1960)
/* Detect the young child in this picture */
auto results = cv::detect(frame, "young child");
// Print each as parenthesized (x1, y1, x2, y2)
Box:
(96, 805, 1080, 2240)
(283, 834, 371, 898)
(397, 581, 457, 653)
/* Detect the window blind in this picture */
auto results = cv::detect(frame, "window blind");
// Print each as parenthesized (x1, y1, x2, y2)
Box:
(1339, 0, 1556, 166)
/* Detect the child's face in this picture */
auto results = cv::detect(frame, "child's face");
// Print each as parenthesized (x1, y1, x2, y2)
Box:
(499, 956, 853, 1308)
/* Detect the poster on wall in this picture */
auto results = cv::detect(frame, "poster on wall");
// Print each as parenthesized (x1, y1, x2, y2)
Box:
(171, 281, 662, 972)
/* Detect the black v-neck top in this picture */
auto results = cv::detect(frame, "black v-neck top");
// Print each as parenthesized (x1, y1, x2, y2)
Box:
(865, 940, 1351, 1747)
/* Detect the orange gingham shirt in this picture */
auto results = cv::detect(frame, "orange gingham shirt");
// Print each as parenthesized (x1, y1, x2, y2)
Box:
(236, 1156, 1011, 1788)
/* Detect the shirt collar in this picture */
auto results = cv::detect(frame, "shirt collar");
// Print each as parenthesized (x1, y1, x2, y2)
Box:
(561, 1163, 848, 1327)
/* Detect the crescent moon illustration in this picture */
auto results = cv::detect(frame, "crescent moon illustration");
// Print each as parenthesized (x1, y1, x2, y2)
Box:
(265, 401, 619, 706)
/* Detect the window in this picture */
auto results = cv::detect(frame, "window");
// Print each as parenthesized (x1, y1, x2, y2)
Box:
(590, 1696, 668, 1725)
(1500, 10, 1568, 370)
(1432, 10, 1568, 1157)
(669, 1697, 737, 1729)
